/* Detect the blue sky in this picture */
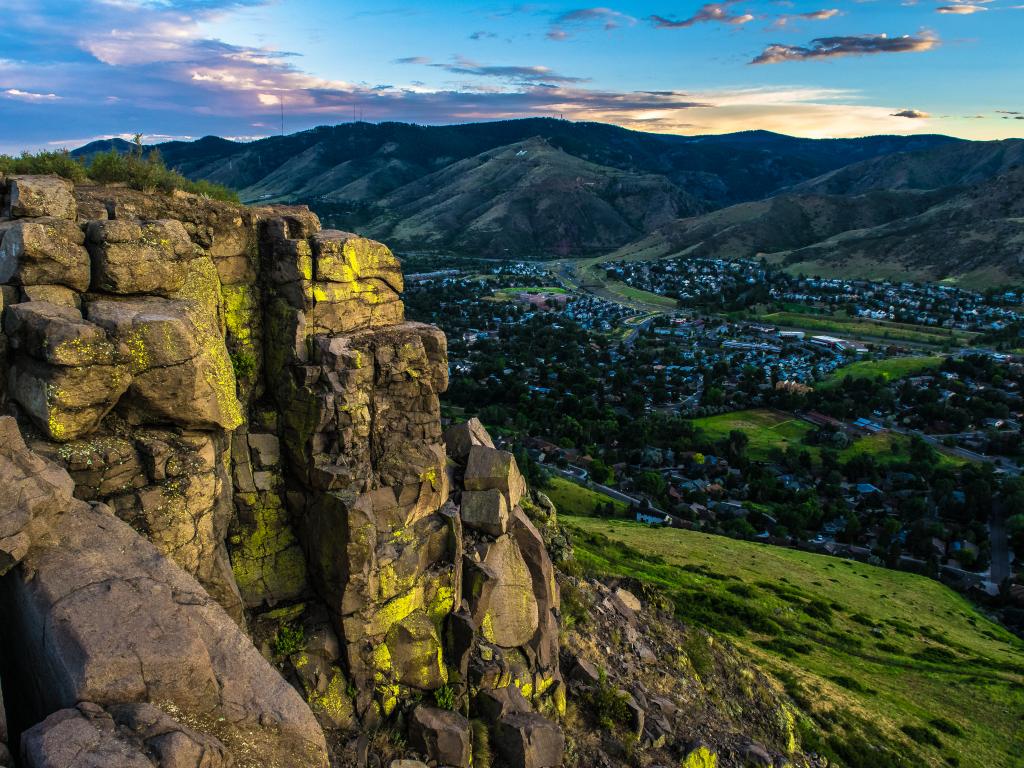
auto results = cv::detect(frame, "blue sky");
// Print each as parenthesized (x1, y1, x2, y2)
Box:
(0, 0, 1021, 152)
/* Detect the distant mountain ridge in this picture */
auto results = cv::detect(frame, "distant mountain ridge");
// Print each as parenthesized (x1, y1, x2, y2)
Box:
(72, 119, 963, 258)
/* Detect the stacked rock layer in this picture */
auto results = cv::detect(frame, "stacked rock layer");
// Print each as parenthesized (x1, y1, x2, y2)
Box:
(0, 175, 563, 768)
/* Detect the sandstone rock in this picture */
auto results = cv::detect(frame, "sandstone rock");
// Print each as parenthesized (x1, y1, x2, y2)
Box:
(464, 446, 527, 508)
(5, 301, 115, 366)
(681, 744, 718, 768)
(479, 535, 540, 648)
(1, 496, 328, 767)
(385, 611, 448, 690)
(248, 432, 280, 468)
(389, 761, 428, 768)
(6, 175, 76, 220)
(568, 656, 600, 687)
(229, 490, 308, 608)
(408, 706, 471, 768)
(86, 296, 242, 431)
(22, 702, 232, 768)
(8, 354, 131, 441)
(743, 743, 772, 767)
(614, 587, 642, 614)
(19, 284, 79, 308)
(0, 218, 90, 291)
(0, 416, 74, 574)
(87, 219, 194, 295)
(475, 684, 531, 723)
(30, 434, 146, 501)
(312, 230, 404, 292)
(493, 712, 565, 768)
(461, 488, 509, 537)
(444, 417, 495, 460)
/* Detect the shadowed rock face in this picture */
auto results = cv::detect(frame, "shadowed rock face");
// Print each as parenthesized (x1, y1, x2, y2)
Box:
(0, 175, 563, 768)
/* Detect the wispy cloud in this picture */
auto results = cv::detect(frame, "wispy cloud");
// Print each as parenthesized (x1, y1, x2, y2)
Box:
(4, 88, 61, 101)
(393, 56, 431, 65)
(772, 8, 841, 27)
(936, 3, 988, 12)
(423, 56, 589, 84)
(891, 108, 930, 118)
(547, 7, 637, 40)
(651, 1, 755, 29)
(751, 33, 939, 64)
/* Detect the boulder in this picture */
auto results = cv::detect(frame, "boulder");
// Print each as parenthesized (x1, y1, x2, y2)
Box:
(475, 685, 531, 723)
(743, 742, 773, 767)
(0, 416, 74, 574)
(21, 702, 231, 768)
(0, 485, 328, 766)
(493, 712, 565, 768)
(408, 706, 471, 768)
(464, 446, 527, 508)
(568, 656, 600, 687)
(247, 432, 280, 468)
(86, 296, 242, 431)
(460, 488, 509, 537)
(5, 175, 76, 220)
(384, 611, 448, 690)
(0, 218, 90, 291)
(87, 219, 194, 295)
(389, 761, 429, 768)
(312, 230, 404, 292)
(18, 285, 80, 308)
(8, 355, 131, 442)
(478, 536, 540, 648)
(5, 302, 115, 367)
(443, 417, 495, 460)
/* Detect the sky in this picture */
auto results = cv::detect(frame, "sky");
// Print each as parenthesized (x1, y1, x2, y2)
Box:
(0, 0, 1021, 153)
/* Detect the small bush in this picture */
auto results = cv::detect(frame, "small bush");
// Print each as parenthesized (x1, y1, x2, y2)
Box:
(272, 622, 305, 657)
(901, 724, 942, 748)
(586, 668, 632, 731)
(827, 675, 875, 695)
(912, 647, 957, 664)
(0, 150, 89, 182)
(434, 684, 457, 710)
(230, 349, 258, 380)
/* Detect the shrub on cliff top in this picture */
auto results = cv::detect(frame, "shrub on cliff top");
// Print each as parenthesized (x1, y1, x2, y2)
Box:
(0, 140, 238, 203)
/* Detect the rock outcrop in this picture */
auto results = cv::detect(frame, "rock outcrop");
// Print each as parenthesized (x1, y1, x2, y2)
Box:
(0, 175, 562, 767)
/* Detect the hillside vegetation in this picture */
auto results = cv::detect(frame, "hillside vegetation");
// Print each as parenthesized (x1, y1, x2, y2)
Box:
(565, 516, 1024, 768)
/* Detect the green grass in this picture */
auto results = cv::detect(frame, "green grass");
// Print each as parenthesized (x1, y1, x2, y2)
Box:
(757, 311, 971, 347)
(490, 286, 568, 301)
(837, 432, 967, 469)
(542, 476, 628, 517)
(820, 356, 944, 389)
(690, 409, 815, 461)
(564, 516, 1024, 768)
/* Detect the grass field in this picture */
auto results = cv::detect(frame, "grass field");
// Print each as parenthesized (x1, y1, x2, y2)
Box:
(757, 311, 971, 347)
(690, 409, 815, 461)
(564, 516, 1024, 768)
(837, 432, 967, 469)
(820, 356, 944, 389)
(542, 476, 628, 517)
(488, 285, 568, 301)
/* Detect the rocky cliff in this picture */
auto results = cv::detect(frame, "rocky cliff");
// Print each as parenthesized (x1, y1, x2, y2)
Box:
(0, 175, 564, 768)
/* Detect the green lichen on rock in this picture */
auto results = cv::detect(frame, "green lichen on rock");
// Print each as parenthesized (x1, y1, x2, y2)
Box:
(229, 491, 308, 607)
(681, 745, 718, 768)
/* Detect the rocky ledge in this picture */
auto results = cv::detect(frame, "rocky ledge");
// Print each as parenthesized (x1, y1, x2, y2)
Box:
(0, 175, 563, 768)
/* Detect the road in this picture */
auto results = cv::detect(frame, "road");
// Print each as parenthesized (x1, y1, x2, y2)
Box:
(549, 466, 672, 517)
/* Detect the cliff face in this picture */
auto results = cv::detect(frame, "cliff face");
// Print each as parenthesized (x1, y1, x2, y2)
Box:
(0, 175, 563, 768)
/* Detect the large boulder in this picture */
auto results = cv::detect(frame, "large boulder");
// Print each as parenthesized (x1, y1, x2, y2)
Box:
(443, 417, 495, 461)
(86, 219, 195, 295)
(460, 488, 509, 537)
(8, 355, 131, 442)
(5, 175, 76, 220)
(21, 702, 231, 768)
(312, 230, 404, 292)
(0, 440, 329, 767)
(464, 446, 527, 508)
(477, 535, 540, 648)
(493, 712, 565, 768)
(0, 218, 90, 291)
(5, 302, 115, 367)
(408, 706, 471, 768)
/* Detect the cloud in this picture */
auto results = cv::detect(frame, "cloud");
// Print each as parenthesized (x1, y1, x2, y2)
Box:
(469, 31, 498, 40)
(651, 2, 755, 28)
(751, 33, 939, 63)
(393, 56, 431, 65)
(772, 8, 841, 26)
(427, 56, 589, 84)
(891, 108, 930, 118)
(936, 3, 988, 12)
(3, 88, 61, 101)
(996, 110, 1022, 115)
(547, 7, 637, 39)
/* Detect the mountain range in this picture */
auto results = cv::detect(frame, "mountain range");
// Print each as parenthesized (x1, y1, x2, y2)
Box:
(73, 119, 1024, 285)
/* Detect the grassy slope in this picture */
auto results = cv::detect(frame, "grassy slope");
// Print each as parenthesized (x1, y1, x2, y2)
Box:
(542, 476, 628, 517)
(819, 356, 944, 388)
(565, 516, 1024, 768)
